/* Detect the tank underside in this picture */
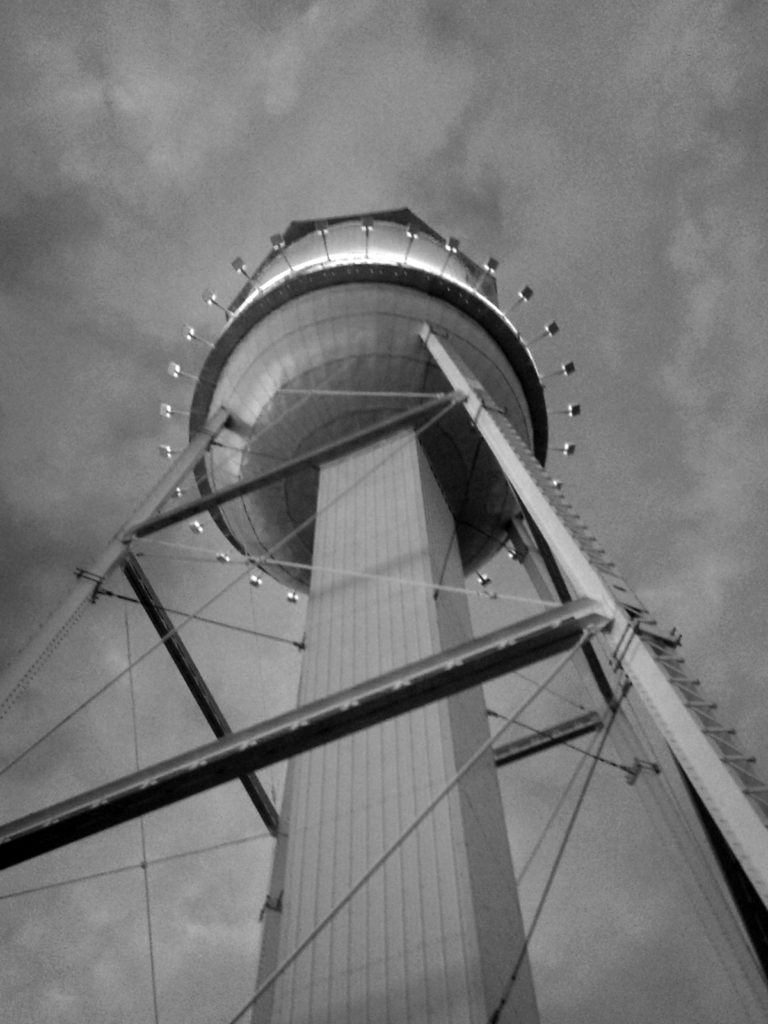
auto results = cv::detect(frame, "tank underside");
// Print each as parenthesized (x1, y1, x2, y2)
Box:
(190, 219, 548, 591)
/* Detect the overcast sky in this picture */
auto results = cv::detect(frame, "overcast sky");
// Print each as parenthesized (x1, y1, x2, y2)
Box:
(1, 1, 768, 1022)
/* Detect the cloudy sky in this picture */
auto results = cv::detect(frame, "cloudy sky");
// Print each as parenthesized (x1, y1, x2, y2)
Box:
(1, 0, 768, 1021)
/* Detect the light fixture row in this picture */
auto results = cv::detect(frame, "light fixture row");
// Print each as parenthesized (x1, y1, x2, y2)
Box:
(164, 227, 581, 526)
(149, 517, 299, 602)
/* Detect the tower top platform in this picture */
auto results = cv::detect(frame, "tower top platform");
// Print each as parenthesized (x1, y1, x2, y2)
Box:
(190, 209, 548, 589)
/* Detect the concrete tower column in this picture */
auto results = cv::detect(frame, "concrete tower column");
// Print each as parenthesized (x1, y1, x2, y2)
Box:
(255, 429, 539, 1024)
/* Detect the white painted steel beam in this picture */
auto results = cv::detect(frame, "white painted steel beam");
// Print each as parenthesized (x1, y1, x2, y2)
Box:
(419, 325, 614, 618)
(420, 323, 768, 911)
(505, 511, 768, 1010)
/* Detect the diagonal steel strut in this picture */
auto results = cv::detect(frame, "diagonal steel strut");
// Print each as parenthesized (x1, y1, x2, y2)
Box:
(0, 598, 608, 869)
(419, 321, 768, 913)
(126, 392, 464, 540)
(122, 553, 279, 835)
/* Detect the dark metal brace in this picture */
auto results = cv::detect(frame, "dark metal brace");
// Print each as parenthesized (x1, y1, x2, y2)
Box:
(127, 392, 464, 541)
(122, 553, 279, 836)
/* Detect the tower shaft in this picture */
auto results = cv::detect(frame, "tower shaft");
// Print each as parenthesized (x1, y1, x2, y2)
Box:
(255, 429, 538, 1024)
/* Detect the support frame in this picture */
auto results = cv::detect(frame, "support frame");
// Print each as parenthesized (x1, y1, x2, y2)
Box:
(0, 598, 607, 869)
(420, 322, 768, 911)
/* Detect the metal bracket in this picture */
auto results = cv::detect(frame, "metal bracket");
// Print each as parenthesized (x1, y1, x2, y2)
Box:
(259, 891, 283, 921)
(625, 758, 661, 786)
(73, 568, 106, 603)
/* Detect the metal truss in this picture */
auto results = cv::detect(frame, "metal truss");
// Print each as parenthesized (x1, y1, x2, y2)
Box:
(420, 323, 768, 943)
(6, 328, 768, 1003)
(0, 597, 607, 869)
(0, 393, 465, 852)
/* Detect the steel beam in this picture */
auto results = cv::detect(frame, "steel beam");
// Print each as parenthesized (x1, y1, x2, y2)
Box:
(0, 598, 607, 869)
(122, 553, 279, 835)
(493, 711, 602, 767)
(420, 322, 768, 911)
(127, 392, 464, 540)
(495, 467, 768, 1006)
(420, 325, 613, 617)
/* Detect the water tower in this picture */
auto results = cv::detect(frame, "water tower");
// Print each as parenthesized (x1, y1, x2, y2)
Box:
(3, 209, 768, 1024)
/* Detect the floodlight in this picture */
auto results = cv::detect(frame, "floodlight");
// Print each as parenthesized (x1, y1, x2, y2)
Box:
(167, 362, 198, 382)
(553, 403, 581, 418)
(270, 234, 293, 270)
(528, 321, 561, 347)
(541, 361, 576, 380)
(231, 257, 251, 279)
(505, 285, 534, 314)
(184, 325, 214, 349)
(202, 289, 231, 318)
(403, 224, 418, 262)
(440, 238, 460, 275)
(476, 257, 499, 288)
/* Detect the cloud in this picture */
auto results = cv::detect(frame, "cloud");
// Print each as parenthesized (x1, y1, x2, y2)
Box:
(624, 0, 743, 151)
(2, 2, 768, 1022)
(592, 0, 768, 757)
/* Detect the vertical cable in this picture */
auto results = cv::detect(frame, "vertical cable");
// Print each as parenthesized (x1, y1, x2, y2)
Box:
(125, 610, 161, 1024)
(248, 583, 277, 808)
(488, 686, 628, 1023)
(225, 637, 589, 1024)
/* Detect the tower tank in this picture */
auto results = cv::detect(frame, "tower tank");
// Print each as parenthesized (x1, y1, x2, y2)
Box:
(189, 208, 548, 589)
